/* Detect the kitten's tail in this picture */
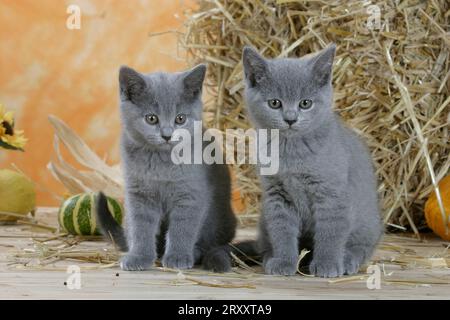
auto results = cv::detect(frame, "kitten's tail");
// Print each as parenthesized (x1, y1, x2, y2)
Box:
(96, 192, 128, 252)
(230, 240, 261, 265)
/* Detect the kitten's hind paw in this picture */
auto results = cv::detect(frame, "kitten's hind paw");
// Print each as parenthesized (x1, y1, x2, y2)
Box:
(120, 254, 154, 271)
(264, 257, 297, 276)
(309, 259, 344, 278)
(162, 253, 194, 270)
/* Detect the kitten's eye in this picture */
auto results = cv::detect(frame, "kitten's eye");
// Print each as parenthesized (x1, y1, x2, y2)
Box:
(268, 99, 282, 109)
(299, 99, 313, 110)
(145, 114, 158, 125)
(175, 114, 186, 125)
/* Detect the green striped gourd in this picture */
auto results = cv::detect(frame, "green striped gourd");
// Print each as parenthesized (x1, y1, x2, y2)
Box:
(58, 193, 123, 235)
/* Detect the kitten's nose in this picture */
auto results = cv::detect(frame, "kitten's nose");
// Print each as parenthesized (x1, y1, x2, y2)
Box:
(284, 119, 297, 126)
(161, 126, 173, 142)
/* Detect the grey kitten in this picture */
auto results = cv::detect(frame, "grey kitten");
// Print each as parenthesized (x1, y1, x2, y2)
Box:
(96, 64, 237, 272)
(240, 44, 383, 277)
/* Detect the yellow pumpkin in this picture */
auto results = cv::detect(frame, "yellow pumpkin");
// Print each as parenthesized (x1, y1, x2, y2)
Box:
(0, 169, 36, 222)
(424, 175, 450, 241)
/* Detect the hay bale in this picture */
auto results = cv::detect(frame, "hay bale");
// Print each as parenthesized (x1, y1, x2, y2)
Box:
(180, 0, 450, 232)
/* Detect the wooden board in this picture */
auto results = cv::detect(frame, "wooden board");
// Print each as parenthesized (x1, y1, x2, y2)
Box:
(0, 208, 449, 299)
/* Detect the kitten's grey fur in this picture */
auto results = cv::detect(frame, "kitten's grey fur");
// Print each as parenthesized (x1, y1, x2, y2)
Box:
(96, 64, 236, 272)
(241, 44, 383, 277)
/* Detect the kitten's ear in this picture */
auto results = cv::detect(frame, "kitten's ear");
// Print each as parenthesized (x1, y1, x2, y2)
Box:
(119, 66, 147, 101)
(310, 43, 336, 87)
(182, 64, 207, 99)
(242, 46, 268, 88)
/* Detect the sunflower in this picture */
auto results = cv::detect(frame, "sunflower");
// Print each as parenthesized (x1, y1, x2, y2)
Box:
(0, 103, 27, 151)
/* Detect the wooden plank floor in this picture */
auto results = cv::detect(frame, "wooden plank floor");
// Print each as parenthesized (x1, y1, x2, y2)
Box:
(0, 208, 449, 299)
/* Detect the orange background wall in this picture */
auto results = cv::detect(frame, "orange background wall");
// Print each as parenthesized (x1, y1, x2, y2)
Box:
(0, 0, 194, 206)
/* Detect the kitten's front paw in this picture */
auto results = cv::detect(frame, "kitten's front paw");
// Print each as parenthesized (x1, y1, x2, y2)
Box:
(309, 258, 344, 278)
(264, 257, 297, 276)
(162, 253, 194, 270)
(120, 254, 154, 271)
(343, 255, 361, 275)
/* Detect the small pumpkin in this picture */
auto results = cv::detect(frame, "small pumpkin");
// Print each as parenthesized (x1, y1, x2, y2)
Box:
(58, 193, 123, 235)
(0, 169, 36, 222)
(230, 170, 246, 214)
(424, 175, 450, 241)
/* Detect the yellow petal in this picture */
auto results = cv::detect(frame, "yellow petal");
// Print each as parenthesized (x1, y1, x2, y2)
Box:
(1, 135, 9, 144)
(4, 111, 14, 124)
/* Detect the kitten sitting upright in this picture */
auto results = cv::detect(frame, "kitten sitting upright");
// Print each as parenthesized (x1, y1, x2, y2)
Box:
(241, 44, 383, 277)
(96, 64, 236, 272)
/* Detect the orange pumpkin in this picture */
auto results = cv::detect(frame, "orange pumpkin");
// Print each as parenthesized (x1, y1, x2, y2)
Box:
(229, 170, 246, 214)
(424, 175, 450, 241)
(232, 188, 246, 214)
